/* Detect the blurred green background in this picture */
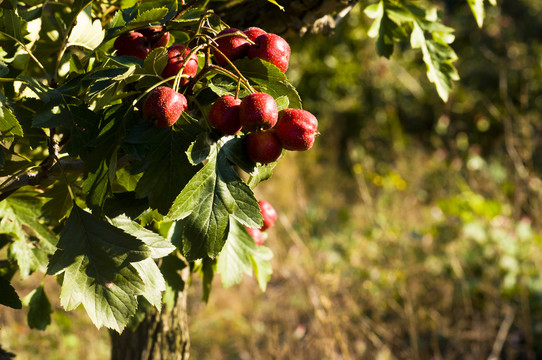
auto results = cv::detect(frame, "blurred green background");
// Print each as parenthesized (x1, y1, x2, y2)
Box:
(3, 0, 542, 359)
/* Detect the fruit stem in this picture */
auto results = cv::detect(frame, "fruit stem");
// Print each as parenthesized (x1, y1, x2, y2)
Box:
(206, 42, 257, 94)
(208, 65, 255, 94)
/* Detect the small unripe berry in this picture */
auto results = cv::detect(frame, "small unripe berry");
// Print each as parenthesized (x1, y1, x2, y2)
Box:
(245, 226, 264, 245)
(275, 109, 318, 151)
(248, 33, 290, 72)
(143, 86, 187, 128)
(162, 44, 199, 86)
(114, 32, 150, 60)
(239, 93, 278, 132)
(213, 28, 250, 66)
(246, 131, 283, 164)
(258, 200, 277, 231)
(209, 95, 242, 135)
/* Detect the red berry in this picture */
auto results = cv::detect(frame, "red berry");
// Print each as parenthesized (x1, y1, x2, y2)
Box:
(244, 27, 267, 42)
(258, 200, 277, 231)
(143, 86, 187, 128)
(246, 131, 283, 164)
(245, 226, 264, 245)
(248, 33, 290, 72)
(239, 93, 278, 132)
(275, 109, 319, 151)
(162, 45, 199, 86)
(209, 95, 242, 135)
(114, 32, 150, 60)
(140, 27, 170, 48)
(213, 28, 250, 66)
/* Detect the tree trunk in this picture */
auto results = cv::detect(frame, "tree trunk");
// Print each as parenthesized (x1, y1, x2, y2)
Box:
(109, 265, 190, 360)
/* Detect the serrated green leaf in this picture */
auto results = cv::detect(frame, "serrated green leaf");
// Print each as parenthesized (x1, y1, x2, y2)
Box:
(0, 276, 21, 309)
(82, 157, 111, 211)
(233, 58, 302, 109)
(0, 103, 23, 139)
(25, 285, 52, 330)
(186, 133, 215, 166)
(47, 205, 151, 332)
(0, 9, 29, 43)
(217, 220, 273, 291)
(111, 215, 175, 258)
(8, 238, 36, 279)
(132, 258, 165, 309)
(129, 8, 168, 26)
(41, 182, 75, 222)
(166, 147, 262, 260)
(133, 114, 203, 214)
(143, 47, 168, 76)
(67, 4, 105, 50)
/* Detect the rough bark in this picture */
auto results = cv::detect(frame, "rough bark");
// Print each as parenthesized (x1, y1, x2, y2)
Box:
(214, 0, 360, 36)
(109, 264, 190, 360)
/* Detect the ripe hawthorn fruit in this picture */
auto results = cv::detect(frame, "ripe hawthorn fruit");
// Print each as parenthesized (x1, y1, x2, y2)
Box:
(244, 27, 266, 42)
(245, 226, 264, 245)
(246, 130, 283, 164)
(275, 108, 319, 151)
(239, 93, 278, 132)
(162, 44, 199, 86)
(143, 86, 187, 128)
(140, 27, 170, 48)
(209, 95, 242, 135)
(114, 32, 150, 60)
(248, 33, 290, 73)
(213, 28, 250, 66)
(258, 200, 277, 231)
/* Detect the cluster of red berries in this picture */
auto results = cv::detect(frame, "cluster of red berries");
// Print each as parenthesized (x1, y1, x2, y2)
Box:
(113, 26, 170, 60)
(114, 25, 317, 159)
(213, 27, 290, 73)
(246, 200, 278, 245)
(209, 92, 319, 164)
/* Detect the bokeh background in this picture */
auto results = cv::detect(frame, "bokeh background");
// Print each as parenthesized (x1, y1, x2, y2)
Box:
(3, 1, 542, 359)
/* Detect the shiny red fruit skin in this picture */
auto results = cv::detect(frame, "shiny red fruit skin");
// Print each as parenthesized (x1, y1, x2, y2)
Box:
(239, 93, 278, 132)
(114, 32, 150, 60)
(209, 95, 242, 135)
(248, 33, 290, 72)
(213, 28, 250, 66)
(275, 109, 318, 151)
(258, 200, 277, 231)
(143, 87, 187, 128)
(140, 27, 170, 48)
(246, 131, 283, 164)
(162, 45, 199, 85)
(245, 226, 264, 245)
(244, 27, 266, 42)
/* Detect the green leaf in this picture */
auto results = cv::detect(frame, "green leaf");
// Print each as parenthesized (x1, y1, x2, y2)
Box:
(132, 258, 165, 310)
(0, 93, 23, 138)
(233, 58, 302, 109)
(0, 9, 29, 43)
(47, 205, 151, 332)
(166, 147, 262, 260)
(143, 47, 168, 76)
(0, 276, 22, 309)
(24, 285, 52, 330)
(8, 238, 36, 279)
(111, 215, 175, 258)
(467, 0, 485, 28)
(129, 8, 169, 27)
(67, 4, 105, 50)
(132, 114, 203, 214)
(217, 220, 273, 291)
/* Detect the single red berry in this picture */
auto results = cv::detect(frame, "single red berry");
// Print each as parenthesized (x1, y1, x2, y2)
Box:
(209, 95, 242, 135)
(239, 93, 278, 132)
(213, 28, 250, 66)
(248, 33, 290, 72)
(143, 86, 187, 128)
(162, 44, 199, 86)
(114, 32, 151, 60)
(258, 200, 277, 231)
(245, 226, 264, 245)
(140, 27, 170, 48)
(244, 27, 267, 42)
(246, 131, 283, 164)
(275, 108, 319, 151)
